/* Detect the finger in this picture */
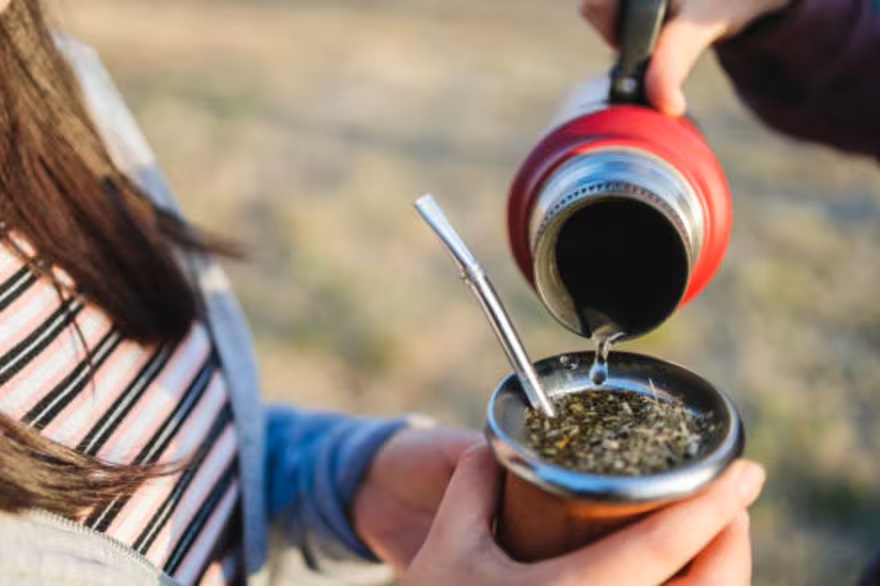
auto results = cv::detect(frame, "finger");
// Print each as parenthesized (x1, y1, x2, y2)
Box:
(411, 429, 485, 511)
(378, 426, 483, 498)
(646, 14, 727, 116)
(579, 0, 619, 46)
(544, 459, 765, 585)
(435, 427, 485, 466)
(666, 512, 752, 586)
(428, 445, 503, 539)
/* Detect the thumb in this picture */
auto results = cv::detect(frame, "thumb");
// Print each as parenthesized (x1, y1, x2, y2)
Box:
(646, 13, 727, 116)
(428, 444, 502, 540)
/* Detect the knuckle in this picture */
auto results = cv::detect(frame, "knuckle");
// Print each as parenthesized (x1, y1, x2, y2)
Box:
(641, 521, 683, 566)
(704, 487, 738, 527)
(458, 443, 488, 466)
(579, 0, 607, 18)
(733, 510, 751, 533)
(578, 4, 594, 20)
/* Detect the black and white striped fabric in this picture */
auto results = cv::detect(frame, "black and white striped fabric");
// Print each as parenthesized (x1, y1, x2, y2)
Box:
(0, 244, 244, 586)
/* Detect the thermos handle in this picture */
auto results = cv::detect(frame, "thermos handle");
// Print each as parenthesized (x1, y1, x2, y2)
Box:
(609, 0, 668, 105)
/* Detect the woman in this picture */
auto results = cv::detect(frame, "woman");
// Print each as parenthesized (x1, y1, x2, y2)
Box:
(0, 0, 764, 584)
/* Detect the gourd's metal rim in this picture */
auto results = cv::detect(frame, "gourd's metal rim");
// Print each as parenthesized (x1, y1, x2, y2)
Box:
(485, 351, 745, 504)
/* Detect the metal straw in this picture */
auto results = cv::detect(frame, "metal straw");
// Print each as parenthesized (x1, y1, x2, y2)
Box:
(415, 194, 556, 418)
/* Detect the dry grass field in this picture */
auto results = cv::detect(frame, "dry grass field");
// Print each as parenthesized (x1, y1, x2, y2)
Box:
(56, 0, 880, 583)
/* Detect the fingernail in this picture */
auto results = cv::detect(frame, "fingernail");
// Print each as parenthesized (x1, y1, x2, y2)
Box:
(736, 462, 766, 502)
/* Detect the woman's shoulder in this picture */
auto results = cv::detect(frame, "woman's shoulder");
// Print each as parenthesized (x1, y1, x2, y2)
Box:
(53, 31, 177, 210)
(52, 30, 98, 62)
(0, 509, 179, 585)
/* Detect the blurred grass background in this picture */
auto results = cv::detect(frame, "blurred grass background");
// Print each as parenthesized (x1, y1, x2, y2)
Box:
(57, 0, 880, 584)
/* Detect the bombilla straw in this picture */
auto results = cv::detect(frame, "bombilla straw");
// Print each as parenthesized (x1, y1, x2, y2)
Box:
(415, 194, 556, 418)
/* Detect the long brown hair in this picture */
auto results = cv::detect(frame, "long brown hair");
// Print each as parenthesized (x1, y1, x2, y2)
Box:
(0, 0, 224, 517)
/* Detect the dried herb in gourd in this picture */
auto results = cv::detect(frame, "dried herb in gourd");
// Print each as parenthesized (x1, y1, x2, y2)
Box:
(525, 390, 717, 476)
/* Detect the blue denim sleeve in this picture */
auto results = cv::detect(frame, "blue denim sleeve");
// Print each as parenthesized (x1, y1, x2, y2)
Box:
(264, 405, 409, 569)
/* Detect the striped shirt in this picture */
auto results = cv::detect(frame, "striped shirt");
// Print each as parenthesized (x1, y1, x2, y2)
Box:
(0, 237, 244, 586)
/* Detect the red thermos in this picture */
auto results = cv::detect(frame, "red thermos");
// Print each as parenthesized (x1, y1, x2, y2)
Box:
(507, 0, 731, 341)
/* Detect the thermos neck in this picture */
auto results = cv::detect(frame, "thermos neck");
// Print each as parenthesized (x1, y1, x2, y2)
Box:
(529, 148, 704, 263)
(528, 147, 706, 339)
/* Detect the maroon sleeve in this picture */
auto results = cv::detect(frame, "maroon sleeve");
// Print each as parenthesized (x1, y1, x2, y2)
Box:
(860, 551, 880, 586)
(715, 0, 880, 158)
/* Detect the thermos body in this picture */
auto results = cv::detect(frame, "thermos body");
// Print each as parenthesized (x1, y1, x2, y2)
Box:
(507, 87, 732, 340)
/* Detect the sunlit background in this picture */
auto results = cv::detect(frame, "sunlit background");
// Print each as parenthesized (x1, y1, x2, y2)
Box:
(57, 1, 880, 584)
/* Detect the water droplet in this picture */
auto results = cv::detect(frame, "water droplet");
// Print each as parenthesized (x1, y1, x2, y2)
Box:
(588, 331, 623, 386)
(589, 358, 608, 385)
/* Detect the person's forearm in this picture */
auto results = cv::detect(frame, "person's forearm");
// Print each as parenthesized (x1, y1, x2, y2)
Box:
(716, 0, 880, 158)
(263, 406, 407, 570)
